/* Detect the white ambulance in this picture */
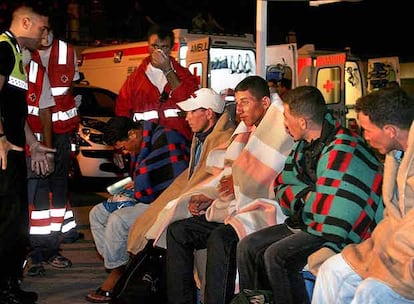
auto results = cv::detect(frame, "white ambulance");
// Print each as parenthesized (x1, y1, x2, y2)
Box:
(265, 43, 367, 127)
(78, 28, 256, 96)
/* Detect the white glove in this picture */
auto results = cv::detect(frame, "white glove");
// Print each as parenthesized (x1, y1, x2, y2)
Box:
(113, 152, 125, 169)
(29, 142, 56, 176)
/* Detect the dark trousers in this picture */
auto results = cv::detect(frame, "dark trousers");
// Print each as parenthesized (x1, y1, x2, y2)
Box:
(0, 152, 29, 285)
(28, 133, 71, 263)
(166, 215, 239, 304)
(237, 223, 326, 304)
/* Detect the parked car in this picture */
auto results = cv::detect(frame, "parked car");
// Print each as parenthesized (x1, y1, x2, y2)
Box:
(70, 84, 128, 180)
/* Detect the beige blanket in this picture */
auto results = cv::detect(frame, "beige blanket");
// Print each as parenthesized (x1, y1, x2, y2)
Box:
(127, 108, 236, 254)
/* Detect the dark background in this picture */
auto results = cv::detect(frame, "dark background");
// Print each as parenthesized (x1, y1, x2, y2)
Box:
(0, 0, 412, 61)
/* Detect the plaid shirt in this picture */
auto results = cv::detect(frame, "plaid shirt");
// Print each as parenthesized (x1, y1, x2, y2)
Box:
(275, 112, 384, 252)
(133, 121, 190, 203)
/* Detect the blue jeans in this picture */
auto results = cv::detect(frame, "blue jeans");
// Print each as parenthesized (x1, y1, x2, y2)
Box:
(312, 254, 414, 304)
(166, 215, 239, 304)
(237, 223, 326, 304)
(89, 202, 148, 269)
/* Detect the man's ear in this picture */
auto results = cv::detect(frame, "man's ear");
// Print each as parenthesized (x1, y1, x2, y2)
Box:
(383, 124, 398, 139)
(262, 96, 271, 109)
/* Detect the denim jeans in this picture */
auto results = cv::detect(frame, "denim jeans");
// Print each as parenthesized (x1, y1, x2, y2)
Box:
(166, 215, 239, 304)
(237, 223, 326, 304)
(89, 202, 148, 269)
(312, 254, 414, 304)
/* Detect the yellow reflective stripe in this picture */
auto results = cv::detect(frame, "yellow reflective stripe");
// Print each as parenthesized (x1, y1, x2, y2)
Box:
(164, 108, 180, 118)
(28, 61, 38, 83)
(27, 105, 40, 116)
(51, 87, 69, 96)
(52, 107, 78, 122)
(133, 110, 158, 121)
(58, 40, 67, 65)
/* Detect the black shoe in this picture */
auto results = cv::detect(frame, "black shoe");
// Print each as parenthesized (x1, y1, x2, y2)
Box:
(8, 279, 38, 304)
(0, 289, 23, 304)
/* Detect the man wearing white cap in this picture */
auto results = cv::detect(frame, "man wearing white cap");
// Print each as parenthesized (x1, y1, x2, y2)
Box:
(86, 88, 232, 303)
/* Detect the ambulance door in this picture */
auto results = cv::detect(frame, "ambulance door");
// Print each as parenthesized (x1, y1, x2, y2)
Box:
(313, 53, 347, 126)
(367, 56, 400, 92)
(266, 43, 298, 88)
(185, 37, 210, 89)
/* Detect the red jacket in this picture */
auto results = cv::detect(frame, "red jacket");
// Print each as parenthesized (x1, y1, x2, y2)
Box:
(26, 60, 46, 134)
(35, 39, 79, 134)
(115, 56, 199, 141)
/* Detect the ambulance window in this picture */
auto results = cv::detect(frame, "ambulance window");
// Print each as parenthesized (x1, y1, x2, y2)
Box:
(316, 67, 340, 105)
(209, 48, 256, 94)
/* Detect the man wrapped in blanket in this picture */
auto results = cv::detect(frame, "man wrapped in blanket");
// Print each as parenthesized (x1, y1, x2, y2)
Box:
(148, 76, 294, 304)
(236, 86, 384, 304)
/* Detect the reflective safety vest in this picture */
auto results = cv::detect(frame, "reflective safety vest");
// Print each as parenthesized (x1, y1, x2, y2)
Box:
(32, 39, 79, 134)
(0, 31, 27, 90)
(26, 60, 46, 134)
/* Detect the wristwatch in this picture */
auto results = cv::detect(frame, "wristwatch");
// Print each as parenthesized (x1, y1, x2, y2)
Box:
(0, 133, 5, 138)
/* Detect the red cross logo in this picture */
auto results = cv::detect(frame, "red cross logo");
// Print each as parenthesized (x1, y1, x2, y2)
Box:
(192, 66, 201, 86)
(323, 79, 335, 93)
(29, 93, 36, 102)
(61, 74, 69, 83)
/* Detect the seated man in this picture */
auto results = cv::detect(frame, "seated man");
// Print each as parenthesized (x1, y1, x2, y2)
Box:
(87, 117, 190, 302)
(236, 85, 384, 304)
(146, 75, 293, 304)
(86, 88, 232, 303)
(312, 87, 414, 304)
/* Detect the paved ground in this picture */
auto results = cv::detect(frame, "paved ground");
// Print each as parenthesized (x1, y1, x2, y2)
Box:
(21, 191, 111, 304)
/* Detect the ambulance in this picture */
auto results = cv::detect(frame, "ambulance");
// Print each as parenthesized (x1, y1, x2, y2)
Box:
(78, 28, 257, 96)
(265, 43, 367, 127)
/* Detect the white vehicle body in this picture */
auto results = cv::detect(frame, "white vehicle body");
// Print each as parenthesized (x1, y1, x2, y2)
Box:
(78, 29, 257, 96)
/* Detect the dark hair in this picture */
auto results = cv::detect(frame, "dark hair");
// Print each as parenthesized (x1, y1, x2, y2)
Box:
(103, 117, 142, 145)
(146, 25, 174, 46)
(283, 86, 327, 125)
(235, 76, 270, 100)
(13, 1, 49, 17)
(355, 86, 414, 130)
(278, 78, 292, 90)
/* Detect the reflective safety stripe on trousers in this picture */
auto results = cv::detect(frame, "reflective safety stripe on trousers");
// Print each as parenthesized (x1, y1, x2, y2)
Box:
(132, 108, 181, 121)
(29, 208, 77, 235)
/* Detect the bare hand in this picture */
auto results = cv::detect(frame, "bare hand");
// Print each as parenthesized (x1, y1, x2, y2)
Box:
(151, 49, 172, 72)
(30, 142, 57, 176)
(188, 194, 213, 216)
(218, 175, 234, 197)
(0, 137, 24, 170)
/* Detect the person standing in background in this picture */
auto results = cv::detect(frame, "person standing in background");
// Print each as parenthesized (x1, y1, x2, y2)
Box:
(26, 29, 80, 276)
(0, 4, 55, 304)
(115, 25, 199, 143)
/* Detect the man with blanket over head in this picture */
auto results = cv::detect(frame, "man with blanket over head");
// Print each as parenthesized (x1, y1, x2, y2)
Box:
(236, 86, 384, 304)
(147, 76, 294, 304)
(86, 117, 190, 303)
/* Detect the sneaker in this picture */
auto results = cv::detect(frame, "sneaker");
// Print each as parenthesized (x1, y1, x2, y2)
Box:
(47, 255, 72, 268)
(27, 264, 45, 277)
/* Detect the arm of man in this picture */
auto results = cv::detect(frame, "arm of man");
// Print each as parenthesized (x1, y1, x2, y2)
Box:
(0, 74, 25, 170)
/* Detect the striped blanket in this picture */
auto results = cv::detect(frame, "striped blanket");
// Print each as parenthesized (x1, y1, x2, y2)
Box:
(146, 94, 294, 247)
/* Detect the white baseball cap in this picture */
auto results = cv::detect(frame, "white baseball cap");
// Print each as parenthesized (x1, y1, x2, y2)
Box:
(177, 88, 225, 114)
